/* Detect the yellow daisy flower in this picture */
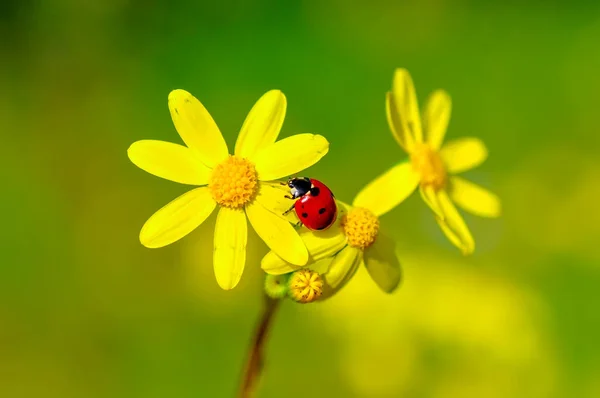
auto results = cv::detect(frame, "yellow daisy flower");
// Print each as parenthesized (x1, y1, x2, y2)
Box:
(261, 194, 402, 299)
(128, 89, 329, 290)
(354, 68, 501, 254)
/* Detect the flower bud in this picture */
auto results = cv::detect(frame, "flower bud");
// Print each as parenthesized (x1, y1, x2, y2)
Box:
(288, 269, 323, 303)
(264, 274, 289, 299)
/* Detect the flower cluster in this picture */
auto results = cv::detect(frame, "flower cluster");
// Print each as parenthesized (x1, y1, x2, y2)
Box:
(128, 69, 500, 300)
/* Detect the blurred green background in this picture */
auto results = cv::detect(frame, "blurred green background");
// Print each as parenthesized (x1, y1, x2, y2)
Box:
(2, 0, 600, 397)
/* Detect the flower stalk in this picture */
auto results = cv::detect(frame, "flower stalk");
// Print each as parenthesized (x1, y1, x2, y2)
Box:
(238, 294, 281, 398)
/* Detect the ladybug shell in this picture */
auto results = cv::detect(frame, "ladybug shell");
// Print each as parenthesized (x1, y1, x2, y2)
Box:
(294, 179, 337, 231)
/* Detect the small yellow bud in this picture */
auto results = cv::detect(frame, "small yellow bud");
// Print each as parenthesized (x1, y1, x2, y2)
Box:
(288, 269, 323, 303)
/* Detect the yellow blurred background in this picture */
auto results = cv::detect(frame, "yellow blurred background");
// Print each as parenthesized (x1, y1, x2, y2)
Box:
(1, 1, 599, 397)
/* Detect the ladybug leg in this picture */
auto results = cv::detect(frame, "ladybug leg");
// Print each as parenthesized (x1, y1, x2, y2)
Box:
(283, 203, 295, 215)
(284, 194, 294, 199)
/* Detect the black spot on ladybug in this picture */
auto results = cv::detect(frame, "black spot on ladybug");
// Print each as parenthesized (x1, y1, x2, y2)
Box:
(310, 187, 320, 196)
(301, 212, 308, 218)
(318, 208, 326, 214)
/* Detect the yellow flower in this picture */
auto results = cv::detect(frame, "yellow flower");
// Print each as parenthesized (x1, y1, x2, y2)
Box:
(128, 89, 329, 290)
(354, 68, 501, 254)
(261, 195, 402, 299)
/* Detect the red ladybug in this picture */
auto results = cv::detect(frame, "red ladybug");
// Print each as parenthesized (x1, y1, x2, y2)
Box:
(284, 177, 337, 231)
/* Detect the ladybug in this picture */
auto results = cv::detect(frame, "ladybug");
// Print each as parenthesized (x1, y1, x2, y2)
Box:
(283, 177, 337, 231)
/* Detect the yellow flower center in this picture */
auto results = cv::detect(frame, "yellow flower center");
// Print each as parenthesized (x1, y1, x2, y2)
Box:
(209, 155, 258, 208)
(341, 207, 380, 250)
(410, 143, 447, 190)
(288, 269, 323, 303)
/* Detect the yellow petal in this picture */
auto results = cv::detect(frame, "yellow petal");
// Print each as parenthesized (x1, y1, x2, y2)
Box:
(391, 68, 423, 147)
(235, 90, 286, 159)
(419, 185, 445, 220)
(168, 89, 229, 168)
(254, 183, 298, 224)
(253, 134, 329, 181)
(448, 176, 501, 218)
(336, 199, 352, 215)
(261, 218, 347, 273)
(352, 161, 419, 216)
(435, 189, 475, 255)
(127, 140, 212, 185)
(246, 199, 308, 266)
(423, 90, 451, 150)
(436, 217, 467, 254)
(363, 232, 402, 293)
(307, 256, 333, 275)
(386, 92, 412, 152)
(262, 244, 338, 275)
(213, 207, 247, 290)
(261, 251, 302, 275)
(300, 222, 348, 261)
(321, 246, 363, 299)
(440, 138, 488, 174)
(140, 187, 216, 248)
(260, 201, 348, 274)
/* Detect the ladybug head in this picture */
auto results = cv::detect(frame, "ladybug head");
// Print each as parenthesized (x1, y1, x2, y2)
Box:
(287, 177, 311, 199)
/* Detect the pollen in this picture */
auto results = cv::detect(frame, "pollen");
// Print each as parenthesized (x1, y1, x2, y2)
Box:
(209, 155, 258, 208)
(410, 143, 447, 190)
(288, 269, 323, 303)
(342, 207, 379, 250)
